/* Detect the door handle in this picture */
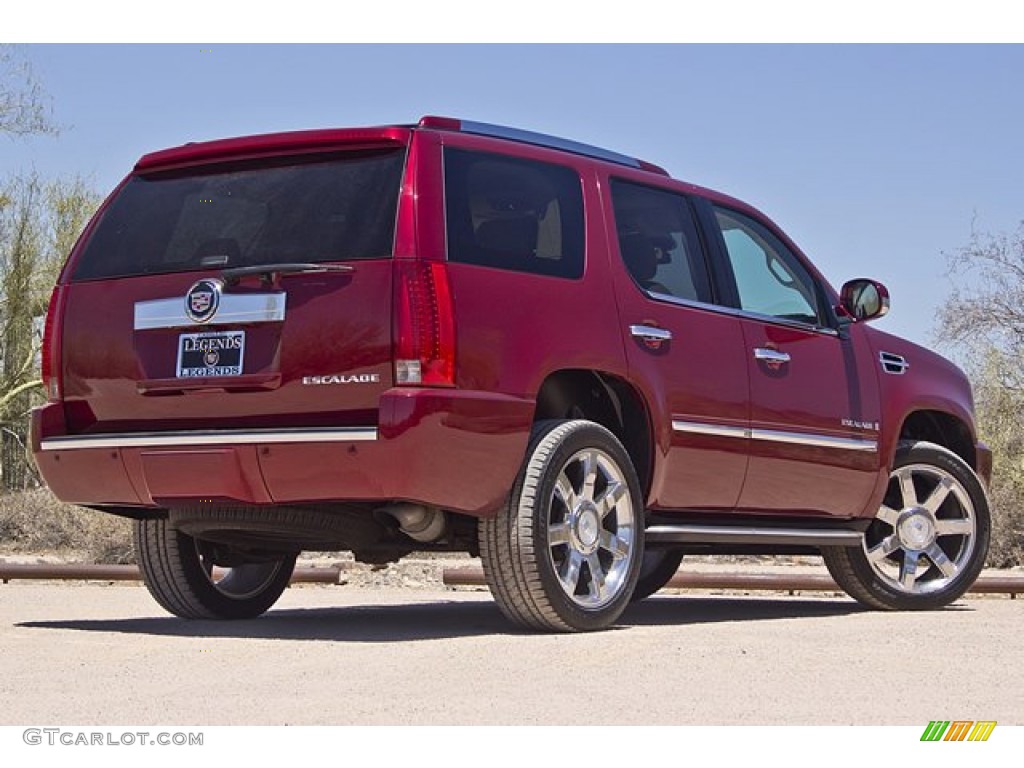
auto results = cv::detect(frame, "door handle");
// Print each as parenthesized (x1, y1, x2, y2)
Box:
(754, 348, 791, 364)
(630, 325, 673, 343)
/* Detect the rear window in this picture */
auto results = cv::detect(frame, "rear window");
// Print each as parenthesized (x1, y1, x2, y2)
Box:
(72, 149, 406, 280)
(444, 148, 585, 279)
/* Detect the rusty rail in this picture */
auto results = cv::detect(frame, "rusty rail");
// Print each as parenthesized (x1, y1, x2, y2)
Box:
(441, 567, 1023, 597)
(0, 563, 341, 584)
(1, 563, 1020, 597)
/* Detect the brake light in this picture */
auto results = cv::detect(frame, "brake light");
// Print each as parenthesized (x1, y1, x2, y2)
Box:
(394, 261, 455, 387)
(40, 284, 67, 402)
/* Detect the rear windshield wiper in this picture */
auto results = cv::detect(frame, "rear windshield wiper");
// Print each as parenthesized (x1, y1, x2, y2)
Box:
(222, 262, 354, 285)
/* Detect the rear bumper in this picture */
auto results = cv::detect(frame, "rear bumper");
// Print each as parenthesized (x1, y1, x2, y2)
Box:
(32, 388, 535, 517)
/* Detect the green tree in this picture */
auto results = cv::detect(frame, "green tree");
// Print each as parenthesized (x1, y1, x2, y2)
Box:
(939, 224, 1024, 565)
(0, 46, 95, 489)
(0, 175, 99, 488)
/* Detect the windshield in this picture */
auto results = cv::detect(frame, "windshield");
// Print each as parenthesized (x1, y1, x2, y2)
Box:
(73, 148, 405, 280)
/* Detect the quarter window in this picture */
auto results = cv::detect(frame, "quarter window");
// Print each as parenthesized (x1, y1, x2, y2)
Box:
(444, 149, 585, 279)
(714, 207, 822, 326)
(610, 180, 711, 303)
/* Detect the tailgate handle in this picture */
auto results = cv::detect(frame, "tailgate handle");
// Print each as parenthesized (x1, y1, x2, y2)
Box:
(138, 373, 282, 396)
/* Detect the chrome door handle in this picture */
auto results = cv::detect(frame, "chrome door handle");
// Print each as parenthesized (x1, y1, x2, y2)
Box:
(630, 325, 673, 343)
(754, 348, 791, 364)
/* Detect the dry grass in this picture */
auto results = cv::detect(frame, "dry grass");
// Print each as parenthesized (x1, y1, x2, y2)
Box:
(0, 486, 1019, 568)
(0, 487, 134, 564)
(986, 484, 1024, 568)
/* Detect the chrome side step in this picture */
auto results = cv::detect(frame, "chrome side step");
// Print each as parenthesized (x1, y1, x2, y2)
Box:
(645, 524, 864, 548)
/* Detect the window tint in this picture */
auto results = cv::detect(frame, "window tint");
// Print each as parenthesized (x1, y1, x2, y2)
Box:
(610, 180, 711, 303)
(73, 149, 405, 281)
(444, 148, 584, 279)
(714, 207, 822, 325)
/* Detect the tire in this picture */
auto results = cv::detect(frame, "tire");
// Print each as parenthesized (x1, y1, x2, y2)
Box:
(479, 419, 645, 632)
(134, 517, 296, 620)
(822, 440, 990, 611)
(630, 549, 684, 602)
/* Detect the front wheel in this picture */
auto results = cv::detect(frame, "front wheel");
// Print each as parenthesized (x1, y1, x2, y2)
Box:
(822, 441, 990, 610)
(479, 420, 645, 632)
(134, 518, 296, 619)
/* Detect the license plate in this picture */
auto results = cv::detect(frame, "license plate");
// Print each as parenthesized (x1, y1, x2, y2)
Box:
(176, 330, 245, 377)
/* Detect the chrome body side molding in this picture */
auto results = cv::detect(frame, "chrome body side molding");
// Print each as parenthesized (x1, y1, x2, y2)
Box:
(750, 428, 877, 453)
(671, 420, 749, 440)
(672, 419, 877, 453)
(40, 427, 378, 451)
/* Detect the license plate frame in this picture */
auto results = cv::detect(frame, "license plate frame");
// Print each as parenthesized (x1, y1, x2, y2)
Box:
(176, 330, 246, 378)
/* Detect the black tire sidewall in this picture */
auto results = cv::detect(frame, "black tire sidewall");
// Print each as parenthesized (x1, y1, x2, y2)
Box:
(175, 528, 296, 619)
(523, 421, 645, 631)
(631, 549, 684, 602)
(847, 441, 991, 610)
(135, 518, 296, 620)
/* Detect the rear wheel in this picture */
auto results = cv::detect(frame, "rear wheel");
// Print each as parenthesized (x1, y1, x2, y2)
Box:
(630, 549, 684, 602)
(479, 420, 644, 632)
(134, 518, 296, 619)
(822, 441, 990, 610)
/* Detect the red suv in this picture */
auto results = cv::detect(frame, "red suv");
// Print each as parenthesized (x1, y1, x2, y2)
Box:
(32, 117, 992, 631)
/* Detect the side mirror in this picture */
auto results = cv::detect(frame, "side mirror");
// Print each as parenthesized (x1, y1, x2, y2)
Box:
(840, 278, 890, 322)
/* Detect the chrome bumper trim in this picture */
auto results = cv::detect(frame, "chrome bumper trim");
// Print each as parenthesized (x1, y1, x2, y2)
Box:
(40, 427, 379, 451)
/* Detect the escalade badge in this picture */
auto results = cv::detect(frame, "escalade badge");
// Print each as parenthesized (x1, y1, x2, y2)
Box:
(303, 374, 381, 385)
(185, 279, 223, 324)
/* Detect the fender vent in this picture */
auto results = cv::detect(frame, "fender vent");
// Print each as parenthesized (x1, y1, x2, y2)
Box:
(879, 351, 909, 375)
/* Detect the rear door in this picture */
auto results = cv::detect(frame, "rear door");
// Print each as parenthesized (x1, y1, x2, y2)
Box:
(607, 178, 750, 511)
(60, 144, 407, 436)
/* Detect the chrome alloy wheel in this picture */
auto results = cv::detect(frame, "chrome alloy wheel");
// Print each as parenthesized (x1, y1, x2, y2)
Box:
(546, 448, 638, 610)
(864, 463, 977, 595)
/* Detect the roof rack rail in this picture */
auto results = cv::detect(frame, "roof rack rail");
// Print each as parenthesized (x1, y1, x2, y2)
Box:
(418, 116, 668, 176)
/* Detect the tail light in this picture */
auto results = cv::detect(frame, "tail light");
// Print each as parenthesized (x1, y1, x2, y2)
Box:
(393, 260, 455, 386)
(40, 284, 67, 401)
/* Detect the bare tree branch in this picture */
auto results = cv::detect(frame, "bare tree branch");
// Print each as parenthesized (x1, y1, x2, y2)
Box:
(0, 45, 58, 139)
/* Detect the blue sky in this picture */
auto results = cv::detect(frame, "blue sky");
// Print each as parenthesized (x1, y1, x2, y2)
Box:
(3, 44, 1023, 350)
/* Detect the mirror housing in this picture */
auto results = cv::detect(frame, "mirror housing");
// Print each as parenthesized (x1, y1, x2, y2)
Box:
(839, 278, 890, 322)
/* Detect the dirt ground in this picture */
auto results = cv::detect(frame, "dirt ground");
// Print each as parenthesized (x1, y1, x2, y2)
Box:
(0, 579, 1020, 725)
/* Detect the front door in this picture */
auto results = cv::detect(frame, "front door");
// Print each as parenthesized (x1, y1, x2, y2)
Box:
(709, 205, 882, 518)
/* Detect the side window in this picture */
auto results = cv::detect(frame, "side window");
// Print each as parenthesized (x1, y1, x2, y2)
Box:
(713, 206, 822, 326)
(444, 148, 584, 279)
(609, 180, 711, 303)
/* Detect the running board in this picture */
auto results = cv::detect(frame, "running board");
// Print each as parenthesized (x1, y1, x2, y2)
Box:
(645, 525, 864, 548)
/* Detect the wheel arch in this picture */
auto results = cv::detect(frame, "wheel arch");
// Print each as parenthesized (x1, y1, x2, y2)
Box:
(896, 409, 976, 470)
(532, 369, 654, 499)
